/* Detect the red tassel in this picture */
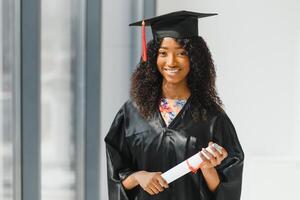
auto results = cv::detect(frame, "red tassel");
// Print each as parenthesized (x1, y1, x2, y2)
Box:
(142, 21, 147, 62)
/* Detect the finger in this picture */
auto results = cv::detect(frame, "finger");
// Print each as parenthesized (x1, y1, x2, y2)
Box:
(214, 148, 226, 165)
(206, 147, 217, 157)
(202, 148, 217, 166)
(149, 183, 160, 194)
(212, 143, 223, 154)
(157, 175, 169, 188)
(144, 187, 154, 195)
(201, 148, 211, 160)
(155, 172, 168, 189)
(152, 175, 164, 192)
(199, 152, 211, 168)
(199, 151, 208, 161)
(211, 144, 229, 165)
(202, 148, 215, 160)
(207, 144, 218, 157)
(208, 145, 222, 159)
(221, 148, 228, 159)
(153, 181, 164, 192)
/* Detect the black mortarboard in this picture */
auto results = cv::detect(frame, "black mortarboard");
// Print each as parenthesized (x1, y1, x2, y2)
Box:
(129, 10, 217, 39)
(129, 10, 217, 62)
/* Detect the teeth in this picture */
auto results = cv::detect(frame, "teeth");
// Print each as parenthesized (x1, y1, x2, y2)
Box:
(164, 68, 179, 73)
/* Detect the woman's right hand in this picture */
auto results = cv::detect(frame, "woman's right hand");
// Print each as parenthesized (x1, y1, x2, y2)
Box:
(134, 171, 169, 195)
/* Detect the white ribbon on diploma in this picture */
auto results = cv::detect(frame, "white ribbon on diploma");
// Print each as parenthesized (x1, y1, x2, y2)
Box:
(161, 143, 222, 184)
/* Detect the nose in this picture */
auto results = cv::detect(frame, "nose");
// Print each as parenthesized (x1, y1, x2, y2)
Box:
(166, 54, 177, 67)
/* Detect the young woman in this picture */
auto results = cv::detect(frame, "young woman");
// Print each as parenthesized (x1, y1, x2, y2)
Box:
(105, 11, 244, 200)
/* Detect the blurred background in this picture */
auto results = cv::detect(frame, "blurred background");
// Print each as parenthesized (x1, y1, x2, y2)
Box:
(1, 0, 299, 200)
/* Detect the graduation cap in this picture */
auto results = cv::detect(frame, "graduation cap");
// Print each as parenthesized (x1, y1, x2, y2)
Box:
(129, 10, 217, 62)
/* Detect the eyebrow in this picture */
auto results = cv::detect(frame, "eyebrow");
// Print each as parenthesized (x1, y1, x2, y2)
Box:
(159, 46, 184, 50)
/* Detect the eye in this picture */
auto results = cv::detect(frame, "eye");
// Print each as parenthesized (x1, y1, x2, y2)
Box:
(158, 50, 167, 57)
(177, 50, 188, 56)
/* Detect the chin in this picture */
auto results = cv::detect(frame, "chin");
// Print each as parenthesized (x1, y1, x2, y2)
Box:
(163, 77, 186, 85)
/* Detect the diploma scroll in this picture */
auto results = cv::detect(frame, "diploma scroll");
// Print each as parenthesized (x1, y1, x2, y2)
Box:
(161, 143, 222, 184)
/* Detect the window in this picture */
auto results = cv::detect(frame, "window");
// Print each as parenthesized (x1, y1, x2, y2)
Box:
(41, 0, 85, 199)
(0, 0, 20, 200)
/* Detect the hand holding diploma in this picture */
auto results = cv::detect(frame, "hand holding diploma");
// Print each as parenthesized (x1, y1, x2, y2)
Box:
(161, 142, 228, 184)
(133, 171, 169, 195)
(122, 142, 228, 195)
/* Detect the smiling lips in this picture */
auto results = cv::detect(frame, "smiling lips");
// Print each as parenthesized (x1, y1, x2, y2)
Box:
(164, 67, 181, 74)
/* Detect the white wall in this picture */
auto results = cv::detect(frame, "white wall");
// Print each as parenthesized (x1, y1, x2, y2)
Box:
(157, 0, 300, 199)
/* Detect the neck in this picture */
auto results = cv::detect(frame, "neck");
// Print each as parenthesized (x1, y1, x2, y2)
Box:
(162, 80, 191, 100)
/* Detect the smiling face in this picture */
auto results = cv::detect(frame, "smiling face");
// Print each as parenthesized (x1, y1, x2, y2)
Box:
(157, 37, 190, 85)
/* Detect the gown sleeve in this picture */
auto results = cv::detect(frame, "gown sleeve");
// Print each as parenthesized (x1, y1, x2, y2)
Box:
(104, 105, 136, 200)
(211, 112, 244, 200)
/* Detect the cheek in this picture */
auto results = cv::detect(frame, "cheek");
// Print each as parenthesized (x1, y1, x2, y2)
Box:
(157, 58, 164, 68)
(156, 59, 165, 73)
(183, 60, 190, 73)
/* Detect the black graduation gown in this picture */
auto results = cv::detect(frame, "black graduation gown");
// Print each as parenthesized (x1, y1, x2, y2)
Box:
(105, 99, 244, 200)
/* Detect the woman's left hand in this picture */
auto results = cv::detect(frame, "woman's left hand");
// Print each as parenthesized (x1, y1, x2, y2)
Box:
(199, 142, 228, 170)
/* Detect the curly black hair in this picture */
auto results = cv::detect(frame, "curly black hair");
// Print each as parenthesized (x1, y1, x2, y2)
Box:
(130, 36, 223, 120)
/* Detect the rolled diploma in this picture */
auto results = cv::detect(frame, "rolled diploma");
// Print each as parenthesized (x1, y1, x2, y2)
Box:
(161, 152, 203, 184)
(161, 144, 222, 184)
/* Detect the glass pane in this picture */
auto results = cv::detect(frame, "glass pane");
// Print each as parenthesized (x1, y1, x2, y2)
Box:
(41, 0, 85, 200)
(0, 0, 20, 200)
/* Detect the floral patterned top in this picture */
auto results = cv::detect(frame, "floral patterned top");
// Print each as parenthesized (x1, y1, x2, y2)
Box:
(159, 98, 187, 126)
